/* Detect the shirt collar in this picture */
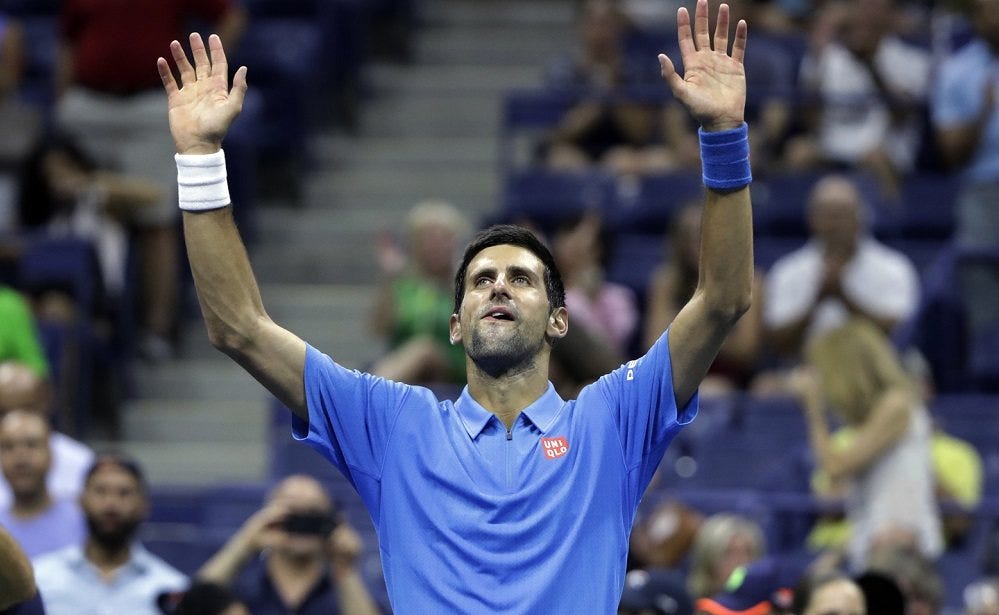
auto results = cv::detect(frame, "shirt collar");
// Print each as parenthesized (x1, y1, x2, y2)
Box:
(67, 542, 150, 574)
(454, 383, 564, 439)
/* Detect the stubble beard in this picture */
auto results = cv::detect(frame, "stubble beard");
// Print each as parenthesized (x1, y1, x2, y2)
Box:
(468, 322, 545, 379)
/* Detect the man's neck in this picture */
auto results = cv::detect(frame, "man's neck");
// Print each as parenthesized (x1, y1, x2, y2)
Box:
(267, 553, 324, 608)
(466, 360, 551, 429)
(85, 539, 132, 578)
(12, 490, 53, 519)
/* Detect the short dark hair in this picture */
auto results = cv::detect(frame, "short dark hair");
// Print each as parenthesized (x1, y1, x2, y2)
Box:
(452, 224, 566, 314)
(85, 453, 147, 493)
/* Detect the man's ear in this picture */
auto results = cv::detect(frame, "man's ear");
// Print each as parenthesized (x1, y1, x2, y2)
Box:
(546, 306, 568, 340)
(449, 313, 462, 345)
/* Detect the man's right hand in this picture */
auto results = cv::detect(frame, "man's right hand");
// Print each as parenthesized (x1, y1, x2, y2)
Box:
(157, 33, 247, 155)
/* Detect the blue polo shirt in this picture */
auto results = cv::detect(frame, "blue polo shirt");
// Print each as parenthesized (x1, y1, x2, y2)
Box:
(293, 330, 696, 614)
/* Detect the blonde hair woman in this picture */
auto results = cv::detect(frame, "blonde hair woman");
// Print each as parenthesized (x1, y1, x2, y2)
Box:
(686, 513, 765, 600)
(790, 319, 942, 571)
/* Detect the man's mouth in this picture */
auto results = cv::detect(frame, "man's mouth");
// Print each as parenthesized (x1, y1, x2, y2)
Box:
(482, 307, 515, 321)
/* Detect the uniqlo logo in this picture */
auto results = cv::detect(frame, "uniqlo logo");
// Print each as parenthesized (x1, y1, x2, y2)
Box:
(541, 436, 569, 460)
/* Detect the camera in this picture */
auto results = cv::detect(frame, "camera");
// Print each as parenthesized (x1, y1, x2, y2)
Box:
(282, 512, 338, 536)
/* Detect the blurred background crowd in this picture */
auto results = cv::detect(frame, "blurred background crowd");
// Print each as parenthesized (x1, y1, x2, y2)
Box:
(1, 0, 998, 612)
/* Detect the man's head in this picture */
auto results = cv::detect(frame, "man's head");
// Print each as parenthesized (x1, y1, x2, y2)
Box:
(407, 200, 470, 281)
(81, 454, 148, 552)
(0, 410, 52, 504)
(841, 0, 893, 60)
(266, 474, 337, 560)
(0, 361, 51, 418)
(793, 571, 866, 615)
(450, 225, 568, 377)
(806, 175, 867, 258)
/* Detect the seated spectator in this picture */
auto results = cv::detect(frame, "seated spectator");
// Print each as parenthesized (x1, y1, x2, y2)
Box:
(0, 524, 36, 611)
(792, 570, 866, 615)
(33, 454, 188, 615)
(0, 13, 39, 172)
(786, 0, 931, 197)
(553, 211, 639, 356)
(16, 134, 160, 312)
(0, 288, 50, 378)
(866, 542, 944, 615)
(645, 203, 762, 393)
(619, 567, 693, 615)
(197, 474, 379, 615)
(157, 581, 249, 615)
(542, 0, 685, 176)
(695, 557, 796, 615)
(0, 409, 85, 558)
(759, 174, 918, 382)
(369, 200, 470, 385)
(789, 319, 943, 572)
(686, 513, 766, 601)
(0, 361, 94, 510)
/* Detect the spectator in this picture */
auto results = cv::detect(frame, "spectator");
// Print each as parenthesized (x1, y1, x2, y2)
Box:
(0, 409, 85, 557)
(157, 581, 249, 615)
(619, 567, 693, 615)
(0, 524, 36, 611)
(0, 360, 94, 510)
(32, 454, 187, 615)
(16, 134, 160, 310)
(543, 0, 684, 176)
(792, 570, 866, 615)
(932, 0, 999, 335)
(645, 203, 762, 393)
(552, 211, 639, 356)
(761, 174, 918, 360)
(866, 543, 944, 615)
(55, 0, 247, 360)
(964, 578, 999, 615)
(687, 513, 766, 601)
(788, 0, 931, 197)
(0, 288, 50, 378)
(695, 557, 796, 615)
(369, 200, 470, 385)
(197, 474, 380, 615)
(0, 13, 39, 173)
(790, 319, 943, 572)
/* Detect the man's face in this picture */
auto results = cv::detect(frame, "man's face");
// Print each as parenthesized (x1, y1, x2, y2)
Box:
(0, 412, 51, 500)
(450, 245, 567, 377)
(81, 465, 147, 551)
(269, 476, 334, 559)
(808, 181, 863, 258)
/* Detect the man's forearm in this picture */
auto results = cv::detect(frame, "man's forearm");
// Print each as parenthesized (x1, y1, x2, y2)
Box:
(196, 531, 256, 587)
(333, 566, 381, 615)
(700, 186, 753, 322)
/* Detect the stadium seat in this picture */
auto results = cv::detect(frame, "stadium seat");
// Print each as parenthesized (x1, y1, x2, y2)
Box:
(499, 169, 618, 234)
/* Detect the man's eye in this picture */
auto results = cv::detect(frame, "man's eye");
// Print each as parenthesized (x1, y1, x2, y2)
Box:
(475, 277, 492, 287)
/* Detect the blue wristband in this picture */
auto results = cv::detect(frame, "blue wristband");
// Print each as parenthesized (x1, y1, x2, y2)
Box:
(699, 122, 752, 191)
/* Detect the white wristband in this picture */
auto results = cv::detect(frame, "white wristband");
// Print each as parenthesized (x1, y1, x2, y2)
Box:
(175, 149, 231, 211)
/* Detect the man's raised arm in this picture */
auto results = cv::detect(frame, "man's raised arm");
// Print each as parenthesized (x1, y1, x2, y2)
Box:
(661, 0, 754, 407)
(158, 34, 308, 418)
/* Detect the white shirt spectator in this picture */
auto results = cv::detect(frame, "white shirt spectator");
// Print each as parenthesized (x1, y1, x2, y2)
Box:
(0, 432, 94, 509)
(764, 237, 919, 342)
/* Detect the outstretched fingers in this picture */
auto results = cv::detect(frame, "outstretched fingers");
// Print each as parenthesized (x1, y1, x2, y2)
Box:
(169, 39, 195, 85)
(658, 54, 685, 96)
(676, 6, 695, 58)
(731, 19, 748, 64)
(230, 65, 249, 108)
(189, 33, 211, 78)
(156, 57, 179, 96)
(713, 3, 730, 54)
(693, 0, 710, 51)
(208, 34, 228, 78)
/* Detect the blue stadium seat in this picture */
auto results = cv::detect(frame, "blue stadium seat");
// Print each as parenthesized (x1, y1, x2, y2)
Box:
(893, 173, 959, 240)
(499, 169, 618, 234)
(17, 235, 102, 315)
(499, 89, 579, 171)
(611, 171, 703, 235)
(604, 232, 664, 305)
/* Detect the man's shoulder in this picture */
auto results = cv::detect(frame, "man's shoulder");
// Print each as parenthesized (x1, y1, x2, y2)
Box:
(767, 243, 818, 279)
(32, 545, 80, 576)
(132, 544, 187, 583)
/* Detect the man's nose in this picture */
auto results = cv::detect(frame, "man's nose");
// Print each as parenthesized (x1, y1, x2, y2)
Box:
(490, 276, 511, 298)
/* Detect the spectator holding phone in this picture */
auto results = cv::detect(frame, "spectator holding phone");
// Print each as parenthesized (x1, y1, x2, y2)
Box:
(197, 474, 380, 615)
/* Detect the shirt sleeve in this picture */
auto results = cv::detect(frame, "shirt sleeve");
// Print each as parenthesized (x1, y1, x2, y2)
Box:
(931, 52, 982, 128)
(590, 327, 697, 494)
(763, 252, 817, 329)
(292, 345, 409, 485)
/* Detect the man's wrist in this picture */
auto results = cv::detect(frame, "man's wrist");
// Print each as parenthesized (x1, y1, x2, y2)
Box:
(699, 122, 752, 191)
(176, 141, 223, 156)
(176, 149, 230, 211)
